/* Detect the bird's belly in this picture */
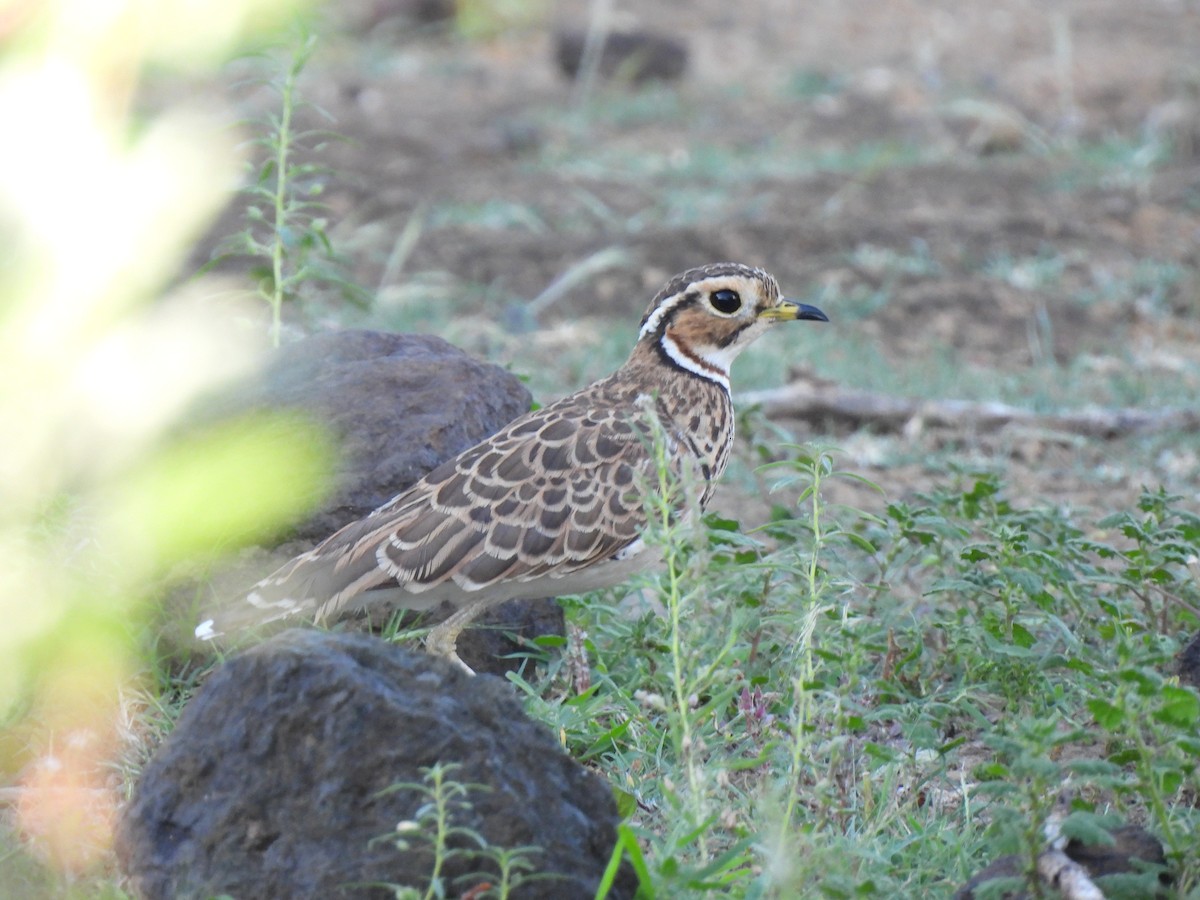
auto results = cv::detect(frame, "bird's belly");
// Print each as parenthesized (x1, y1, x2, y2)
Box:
(349, 540, 658, 614)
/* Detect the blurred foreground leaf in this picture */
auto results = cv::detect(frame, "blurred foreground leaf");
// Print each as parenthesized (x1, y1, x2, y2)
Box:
(0, 0, 321, 881)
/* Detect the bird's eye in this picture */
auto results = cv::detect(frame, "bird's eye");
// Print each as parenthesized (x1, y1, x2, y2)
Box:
(710, 289, 742, 314)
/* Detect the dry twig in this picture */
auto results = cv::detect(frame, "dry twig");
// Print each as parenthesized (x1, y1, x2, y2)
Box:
(740, 382, 1200, 439)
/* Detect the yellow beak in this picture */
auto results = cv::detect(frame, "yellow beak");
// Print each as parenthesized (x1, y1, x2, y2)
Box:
(759, 299, 829, 322)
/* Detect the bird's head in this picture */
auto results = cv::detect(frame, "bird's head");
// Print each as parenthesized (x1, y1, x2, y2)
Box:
(636, 263, 828, 389)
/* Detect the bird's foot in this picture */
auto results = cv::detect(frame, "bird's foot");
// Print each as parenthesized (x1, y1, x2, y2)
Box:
(426, 620, 475, 676)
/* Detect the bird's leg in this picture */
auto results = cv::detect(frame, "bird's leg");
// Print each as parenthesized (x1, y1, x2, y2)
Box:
(426, 617, 475, 675)
(424, 596, 513, 676)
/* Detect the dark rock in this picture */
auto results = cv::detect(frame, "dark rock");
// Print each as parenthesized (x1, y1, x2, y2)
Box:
(196, 330, 531, 544)
(954, 855, 1025, 900)
(1178, 631, 1200, 687)
(408, 0, 456, 24)
(955, 825, 1169, 899)
(455, 597, 563, 676)
(1064, 824, 1168, 880)
(385, 597, 565, 678)
(339, 0, 457, 34)
(117, 630, 635, 900)
(555, 29, 688, 84)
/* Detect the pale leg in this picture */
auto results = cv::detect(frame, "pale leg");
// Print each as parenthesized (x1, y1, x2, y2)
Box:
(424, 596, 514, 675)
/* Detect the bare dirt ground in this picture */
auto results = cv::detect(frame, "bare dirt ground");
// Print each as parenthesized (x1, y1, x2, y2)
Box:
(192, 0, 1200, 526)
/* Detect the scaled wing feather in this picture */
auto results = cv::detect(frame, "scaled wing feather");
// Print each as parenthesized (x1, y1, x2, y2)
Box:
(244, 387, 677, 623)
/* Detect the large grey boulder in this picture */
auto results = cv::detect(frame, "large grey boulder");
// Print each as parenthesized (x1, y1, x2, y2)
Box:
(117, 630, 636, 899)
(214, 329, 532, 543)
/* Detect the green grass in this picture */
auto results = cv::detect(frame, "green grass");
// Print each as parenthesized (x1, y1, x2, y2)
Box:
(1049, 136, 1175, 191)
(0, 840, 130, 900)
(783, 69, 846, 100)
(983, 249, 1069, 291)
(521, 459, 1200, 898)
(15, 460, 1195, 900)
(1079, 259, 1187, 312)
(542, 139, 934, 188)
(22, 448, 1198, 899)
(846, 241, 943, 280)
(426, 200, 552, 233)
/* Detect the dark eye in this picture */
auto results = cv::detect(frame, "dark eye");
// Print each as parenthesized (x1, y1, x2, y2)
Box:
(710, 289, 742, 314)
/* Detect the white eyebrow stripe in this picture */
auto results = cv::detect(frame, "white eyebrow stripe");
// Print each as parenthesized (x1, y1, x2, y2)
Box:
(638, 287, 700, 339)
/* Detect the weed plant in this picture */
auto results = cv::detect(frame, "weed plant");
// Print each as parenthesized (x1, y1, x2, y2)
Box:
(369, 763, 545, 899)
(526, 446, 1200, 898)
(208, 29, 367, 345)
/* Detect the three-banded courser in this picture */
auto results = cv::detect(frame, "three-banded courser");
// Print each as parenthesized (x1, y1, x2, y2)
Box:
(196, 263, 828, 672)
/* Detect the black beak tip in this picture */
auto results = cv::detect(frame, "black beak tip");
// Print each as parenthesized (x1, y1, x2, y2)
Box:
(797, 302, 829, 323)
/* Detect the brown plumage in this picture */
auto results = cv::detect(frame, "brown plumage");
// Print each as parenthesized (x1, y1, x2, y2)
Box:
(196, 263, 828, 671)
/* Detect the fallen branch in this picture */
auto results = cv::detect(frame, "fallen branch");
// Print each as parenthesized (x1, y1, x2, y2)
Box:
(740, 382, 1200, 439)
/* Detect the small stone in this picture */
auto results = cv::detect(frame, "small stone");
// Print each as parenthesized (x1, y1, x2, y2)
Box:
(1177, 631, 1200, 687)
(955, 824, 1169, 899)
(555, 29, 688, 84)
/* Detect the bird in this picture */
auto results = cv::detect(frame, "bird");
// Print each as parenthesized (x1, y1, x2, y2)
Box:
(196, 263, 828, 672)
